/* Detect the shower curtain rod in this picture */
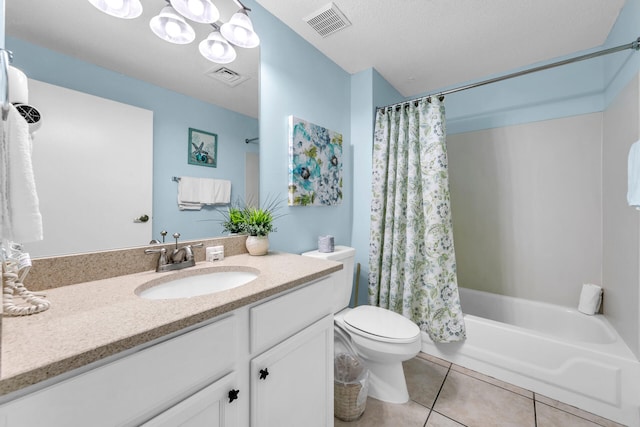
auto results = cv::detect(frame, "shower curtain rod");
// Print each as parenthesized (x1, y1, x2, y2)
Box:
(378, 36, 640, 111)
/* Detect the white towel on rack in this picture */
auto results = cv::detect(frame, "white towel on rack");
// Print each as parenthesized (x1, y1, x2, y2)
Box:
(628, 140, 640, 209)
(0, 104, 43, 242)
(177, 177, 231, 210)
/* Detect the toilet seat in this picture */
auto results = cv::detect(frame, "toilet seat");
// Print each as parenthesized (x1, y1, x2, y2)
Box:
(343, 306, 420, 344)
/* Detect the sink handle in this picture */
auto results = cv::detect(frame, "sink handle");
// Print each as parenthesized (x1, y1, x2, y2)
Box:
(144, 247, 168, 270)
(259, 368, 269, 380)
(228, 389, 240, 403)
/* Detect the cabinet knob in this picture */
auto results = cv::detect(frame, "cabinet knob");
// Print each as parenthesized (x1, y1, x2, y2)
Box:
(228, 389, 240, 403)
(259, 368, 269, 380)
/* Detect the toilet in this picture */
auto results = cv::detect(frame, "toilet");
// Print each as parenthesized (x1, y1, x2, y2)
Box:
(302, 246, 421, 404)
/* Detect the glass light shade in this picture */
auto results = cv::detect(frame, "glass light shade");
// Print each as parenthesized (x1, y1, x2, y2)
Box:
(220, 10, 260, 48)
(150, 6, 196, 44)
(199, 32, 237, 64)
(170, 0, 220, 24)
(87, 0, 142, 19)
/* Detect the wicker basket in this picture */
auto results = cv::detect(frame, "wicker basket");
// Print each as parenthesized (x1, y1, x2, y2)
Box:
(334, 353, 369, 421)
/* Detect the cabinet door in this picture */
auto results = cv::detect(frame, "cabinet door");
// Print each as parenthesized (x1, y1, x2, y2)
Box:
(142, 372, 239, 427)
(251, 315, 333, 427)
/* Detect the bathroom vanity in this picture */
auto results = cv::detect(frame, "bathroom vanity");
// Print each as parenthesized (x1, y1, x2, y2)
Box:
(0, 250, 341, 427)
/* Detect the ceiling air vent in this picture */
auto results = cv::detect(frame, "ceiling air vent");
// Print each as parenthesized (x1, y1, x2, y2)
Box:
(304, 3, 351, 38)
(206, 67, 250, 87)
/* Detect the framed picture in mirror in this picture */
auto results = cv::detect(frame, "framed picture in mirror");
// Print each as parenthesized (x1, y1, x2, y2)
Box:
(188, 128, 218, 168)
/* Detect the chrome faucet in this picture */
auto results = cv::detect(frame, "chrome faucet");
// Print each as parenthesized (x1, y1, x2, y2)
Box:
(145, 233, 203, 272)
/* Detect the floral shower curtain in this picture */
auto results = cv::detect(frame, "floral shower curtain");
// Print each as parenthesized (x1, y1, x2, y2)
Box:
(368, 98, 466, 343)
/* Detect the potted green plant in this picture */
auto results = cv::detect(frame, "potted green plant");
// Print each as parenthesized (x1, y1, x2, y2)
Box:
(242, 197, 284, 256)
(220, 205, 245, 235)
(219, 198, 249, 235)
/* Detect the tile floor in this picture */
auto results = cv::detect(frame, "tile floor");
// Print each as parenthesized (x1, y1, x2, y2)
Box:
(335, 352, 626, 427)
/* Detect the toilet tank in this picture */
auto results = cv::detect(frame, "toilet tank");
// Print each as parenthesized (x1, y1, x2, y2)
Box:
(301, 245, 355, 312)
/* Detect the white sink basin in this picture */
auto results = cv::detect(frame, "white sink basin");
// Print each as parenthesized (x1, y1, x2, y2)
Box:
(138, 269, 259, 300)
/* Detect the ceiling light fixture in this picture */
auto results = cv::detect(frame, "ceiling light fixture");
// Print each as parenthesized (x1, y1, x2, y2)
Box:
(87, 0, 142, 19)
(149, 6, 196, 45)
(199, 28, 237, 64)
(221, 8, 260, 48)
(87, 0, 259, 64)
(170, 0, 220, 24)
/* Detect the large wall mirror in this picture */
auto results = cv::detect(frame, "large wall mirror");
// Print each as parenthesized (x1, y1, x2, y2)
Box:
(5, 0, 260, 258)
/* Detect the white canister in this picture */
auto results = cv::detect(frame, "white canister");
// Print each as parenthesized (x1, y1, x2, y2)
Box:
(206, 245, 225, 262)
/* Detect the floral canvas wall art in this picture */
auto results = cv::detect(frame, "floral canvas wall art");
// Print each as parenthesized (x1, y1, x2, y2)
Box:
(288, 116, 343, 206)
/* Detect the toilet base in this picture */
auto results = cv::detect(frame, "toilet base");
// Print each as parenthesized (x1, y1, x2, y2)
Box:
(363, 359, 410, 404)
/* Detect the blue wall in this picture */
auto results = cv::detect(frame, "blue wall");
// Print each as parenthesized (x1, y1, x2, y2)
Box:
(249, 0, 353, 255)
(349, 69, 403, 305)
(6, 36, 258, 242)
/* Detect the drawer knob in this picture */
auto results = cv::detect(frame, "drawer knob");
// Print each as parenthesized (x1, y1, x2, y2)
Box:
(228, 389, 240, 403)
(259, 368, 269, 380)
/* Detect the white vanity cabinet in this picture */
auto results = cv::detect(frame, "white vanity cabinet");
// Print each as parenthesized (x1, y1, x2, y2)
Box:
(249, 276, 335, 427)
(0, 315, 239, 427)
(0, 272, 337, 427)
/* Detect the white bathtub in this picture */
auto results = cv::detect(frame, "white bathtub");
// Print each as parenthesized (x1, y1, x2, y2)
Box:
(421, 287, 640, 426)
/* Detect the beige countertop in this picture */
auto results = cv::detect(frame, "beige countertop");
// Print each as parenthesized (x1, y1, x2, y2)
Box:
(0, 252, 342, 397)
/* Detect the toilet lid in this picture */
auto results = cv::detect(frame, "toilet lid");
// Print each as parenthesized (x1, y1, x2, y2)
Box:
(343, 306, 420, 343)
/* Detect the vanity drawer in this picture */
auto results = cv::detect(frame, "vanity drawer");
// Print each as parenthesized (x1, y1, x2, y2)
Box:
(250, 275, 335, 354)
(0, 315, 237, 427)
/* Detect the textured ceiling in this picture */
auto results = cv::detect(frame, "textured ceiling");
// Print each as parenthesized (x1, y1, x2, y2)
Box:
(5, 0, 626, 118)
(256, 0, 626, 97)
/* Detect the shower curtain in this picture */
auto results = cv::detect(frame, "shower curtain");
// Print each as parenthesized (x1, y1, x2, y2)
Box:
(368, 98, 466, 343)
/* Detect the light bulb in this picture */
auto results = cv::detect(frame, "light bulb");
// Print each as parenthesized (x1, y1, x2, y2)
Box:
(105, 0, 124, 9)
(209, 42, 225, 57)
(187, 0, 205, 16)
(233, 26, 248, 43)
(199, 32, 236, 63)
(165, 21, 182, 38)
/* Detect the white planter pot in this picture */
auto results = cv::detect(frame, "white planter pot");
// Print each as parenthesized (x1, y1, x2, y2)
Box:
(246, 235, 269, 256)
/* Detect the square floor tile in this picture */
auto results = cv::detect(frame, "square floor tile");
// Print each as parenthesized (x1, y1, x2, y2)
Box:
(417, 352, 452, 369)
(434, 370, 535, 427)
(535, 395, 626, 427)
(536, 402, 604, 427)
(451, 364, 533, 398)
(425, 411, 465, 426)
(334, 397, 429, 427)
(403, 356, 449, 408)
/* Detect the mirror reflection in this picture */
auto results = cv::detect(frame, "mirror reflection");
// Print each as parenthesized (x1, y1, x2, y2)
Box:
(5, 0, 260, 258)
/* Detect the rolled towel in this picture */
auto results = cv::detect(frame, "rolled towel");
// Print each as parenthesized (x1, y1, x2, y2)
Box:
(318, 235, 334, 253)
(628, 140, 640, 209)
(578, 283, 602, 315)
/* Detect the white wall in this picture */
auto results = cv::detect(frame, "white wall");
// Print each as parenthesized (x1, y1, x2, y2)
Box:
(25, 79, 153, 257)
(447, 113, 603, 306)
(603, 74, 640, 357)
